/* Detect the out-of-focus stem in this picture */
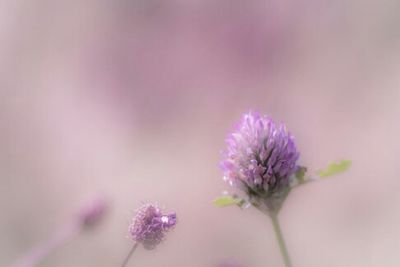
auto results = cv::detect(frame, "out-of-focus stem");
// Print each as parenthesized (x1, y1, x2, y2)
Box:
(9, 198, 107, 267)
(270, 213, 292, 267)
(120, 243, 139, 267)
(10, 222, 79, 267)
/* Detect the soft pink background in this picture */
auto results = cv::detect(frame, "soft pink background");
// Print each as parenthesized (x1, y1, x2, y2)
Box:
(1, 1, 400, 266)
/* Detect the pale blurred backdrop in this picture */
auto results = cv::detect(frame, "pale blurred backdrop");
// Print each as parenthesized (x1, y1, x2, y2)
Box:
(1, 0, 400, 266)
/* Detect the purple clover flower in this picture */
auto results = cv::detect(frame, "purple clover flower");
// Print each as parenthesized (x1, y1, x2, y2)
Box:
(220, 111, 299, 211)
(129, 203, 177, 250)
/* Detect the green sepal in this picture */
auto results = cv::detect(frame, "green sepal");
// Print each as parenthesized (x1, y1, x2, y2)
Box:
(294, 166, 307, 184)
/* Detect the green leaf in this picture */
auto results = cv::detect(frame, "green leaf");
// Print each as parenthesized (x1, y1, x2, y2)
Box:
(213, 195, 241, 207)
(317, 160, 351, 178)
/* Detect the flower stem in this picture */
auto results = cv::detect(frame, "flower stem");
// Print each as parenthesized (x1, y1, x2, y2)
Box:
(270, 213, 292, 267)
(120, 243, 139, 267)
(10, 222, 79, 267)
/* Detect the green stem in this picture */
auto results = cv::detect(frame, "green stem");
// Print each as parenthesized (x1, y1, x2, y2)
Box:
(121, 243, 139, 267)
(270, 213, 293, 267)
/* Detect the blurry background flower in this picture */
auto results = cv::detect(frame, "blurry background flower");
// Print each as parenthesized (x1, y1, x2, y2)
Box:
(79, 197, 108, 229)
(1, 0, 400, 266)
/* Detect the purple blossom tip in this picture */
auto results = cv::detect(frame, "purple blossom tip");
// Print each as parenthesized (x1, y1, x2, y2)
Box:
(129, 203, 177, 250)
(79, 198, 108, 228)
(221, 111, 300, 210)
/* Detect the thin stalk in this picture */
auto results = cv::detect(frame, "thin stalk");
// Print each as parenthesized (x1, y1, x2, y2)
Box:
(120, 243, 139, 267)
(10, 222, 79, 267)
(270, 213, 292, 267)
(9, 198, 107, 267)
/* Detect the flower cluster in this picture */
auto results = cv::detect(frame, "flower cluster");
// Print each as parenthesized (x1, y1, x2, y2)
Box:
(129, 203, 177, 250)
(220, 111, 299, 210)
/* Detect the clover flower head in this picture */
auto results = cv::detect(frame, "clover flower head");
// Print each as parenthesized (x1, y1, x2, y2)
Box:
(220, 111, 299, 207)
(129, 203, 177, 250)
